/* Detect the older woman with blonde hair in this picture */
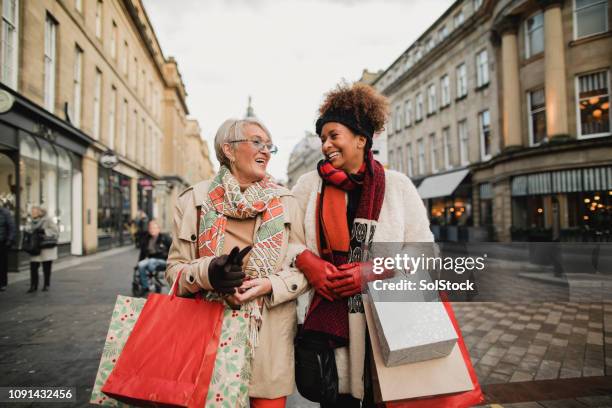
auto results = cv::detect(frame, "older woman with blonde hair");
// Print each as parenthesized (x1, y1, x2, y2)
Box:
(27, 206, 59, 293)
(166, 117, 308, 408)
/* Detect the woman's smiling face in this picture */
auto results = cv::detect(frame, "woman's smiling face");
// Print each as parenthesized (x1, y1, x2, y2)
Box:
(226, 123, 271, 184)
(320, 122, 366, 174)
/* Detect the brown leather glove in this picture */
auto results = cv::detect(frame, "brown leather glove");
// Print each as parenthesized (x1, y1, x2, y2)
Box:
(208, 246, 251, 295)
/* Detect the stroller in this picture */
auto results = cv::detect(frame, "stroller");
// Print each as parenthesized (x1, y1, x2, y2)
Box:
(132, 262, 166, 297)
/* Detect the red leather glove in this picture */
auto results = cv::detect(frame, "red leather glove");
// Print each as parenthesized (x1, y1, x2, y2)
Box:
(295, 250, 340, 302)
(329, 261, 395, 298)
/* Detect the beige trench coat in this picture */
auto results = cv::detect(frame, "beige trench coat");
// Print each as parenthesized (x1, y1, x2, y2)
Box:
(166, 180, 309, 399)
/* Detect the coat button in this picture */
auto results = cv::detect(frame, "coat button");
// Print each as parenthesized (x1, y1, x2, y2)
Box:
(291, 284, 298, 291)
(190, 234, 197, 242)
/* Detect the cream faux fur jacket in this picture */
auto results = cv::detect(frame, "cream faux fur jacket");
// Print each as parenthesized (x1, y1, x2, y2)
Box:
(291, 168, 434, 399)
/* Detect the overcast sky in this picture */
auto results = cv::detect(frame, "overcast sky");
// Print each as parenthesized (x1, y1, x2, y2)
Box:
(143, 0, 454, 180)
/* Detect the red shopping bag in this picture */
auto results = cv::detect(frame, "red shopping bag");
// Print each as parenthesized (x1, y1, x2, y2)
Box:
(102, 272, 224, 407)
(385, 294, 484, 408)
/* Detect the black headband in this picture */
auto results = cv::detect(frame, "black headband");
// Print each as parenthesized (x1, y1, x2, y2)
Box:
(315, 112, 375, 148)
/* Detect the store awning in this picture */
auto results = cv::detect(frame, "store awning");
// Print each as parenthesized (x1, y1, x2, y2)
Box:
(417, 169, 470, 200)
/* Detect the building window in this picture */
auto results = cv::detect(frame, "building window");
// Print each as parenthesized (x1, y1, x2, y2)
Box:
(75, 0, 82, 13)
(458, 119, 469, 165)
(441, 75, 450, 107)
(120, 99, 127, 155)
(397, 146, 404, 173)
(425, 36, 435, 52)
(93, 68, 102, 140)
(1, 0, 19, 89)
(454, 10, 464, 29)
(479, 110, 492, 160)
(111, 21, 117, 59)
(130, 110, 137, 159)
(404, 99, 412, 127)
(108, 86, 116, 149)
(394, 104, 402, 132)
(456, 63, 467, 98)
(122, 41, 128, 76)
(474, 0, 483, 10)
(429, 133, 438, 173)
(389, 150, 395, 170)
(438, 25, 448, 42)
(576, 70, 610, 138)
(417, 138, 425, 175)
(416, 92, 424, 121)
(442, 126, 452, 169)
(133, 57, 137, 88)
(406, 143, 414, 177)
(528, 88, 547, 145)
(476, 50, 489, 88)
(574, 0, 608, 39)
(72, 46, 83, 127)
(139, 117, 145, 164)
(525, 12, 544, 58)
(95, 0, 103, 39)
(427, 84, 437, 114)
(43, 14, 57, 112)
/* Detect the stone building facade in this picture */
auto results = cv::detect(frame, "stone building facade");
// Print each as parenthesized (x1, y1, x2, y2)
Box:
(0, 0, 213, 269)
(375, 0, 611, 242)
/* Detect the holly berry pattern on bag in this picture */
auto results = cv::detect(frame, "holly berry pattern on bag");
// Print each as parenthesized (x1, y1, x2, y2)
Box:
(90, 295, 146, 407)
(206, 307, 252, 408)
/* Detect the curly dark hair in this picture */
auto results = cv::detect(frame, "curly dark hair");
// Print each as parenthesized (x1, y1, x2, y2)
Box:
(318, 81, 389, 134)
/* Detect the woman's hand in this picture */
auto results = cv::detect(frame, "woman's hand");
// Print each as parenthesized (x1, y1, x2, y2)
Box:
(226, 277, 272, 306)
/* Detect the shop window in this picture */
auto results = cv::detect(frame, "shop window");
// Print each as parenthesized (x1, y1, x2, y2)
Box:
(577, 70, 610, 138)
(525, 12, 544, 58)
(528, 88, 547, 145)
(574, 0, 608, 39)
(57, 148, 72, 243)
(0, 153, 16, 214)
(19, 134, 40, 225)
(39, 139, 58, 222)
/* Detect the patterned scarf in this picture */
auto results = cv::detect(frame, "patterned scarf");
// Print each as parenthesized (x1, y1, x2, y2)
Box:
(198, 165, 285, 346)
(304, 150, 386, 346)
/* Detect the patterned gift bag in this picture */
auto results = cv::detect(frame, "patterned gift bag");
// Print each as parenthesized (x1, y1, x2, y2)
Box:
(90, 295, 146, 406)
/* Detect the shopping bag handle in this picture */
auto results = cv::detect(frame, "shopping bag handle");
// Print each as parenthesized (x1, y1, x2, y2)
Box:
(169, 269, 203, 302)
(170, 269, 182, 299)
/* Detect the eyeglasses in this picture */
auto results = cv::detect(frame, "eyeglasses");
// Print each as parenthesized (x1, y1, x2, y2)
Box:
(229, 139, 278, 154)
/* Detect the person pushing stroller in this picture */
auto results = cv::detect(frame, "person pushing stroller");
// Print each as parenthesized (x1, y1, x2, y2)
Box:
(137, 219, 171, 295)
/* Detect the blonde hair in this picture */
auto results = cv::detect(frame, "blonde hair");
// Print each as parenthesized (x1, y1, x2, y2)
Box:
(214, 118, 272, 167)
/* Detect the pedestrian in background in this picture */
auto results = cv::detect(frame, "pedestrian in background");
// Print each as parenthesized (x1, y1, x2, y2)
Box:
(166, 117, 308, 407)
(0, 204, 16, 291)
(292, 82, 433, 407)
(27, 206, 58, 293)
(134, 209, 149, 248)
(137, 219, 171, 295)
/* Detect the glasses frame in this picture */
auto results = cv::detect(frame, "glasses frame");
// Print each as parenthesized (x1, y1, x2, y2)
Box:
(228, 139, 278, 154)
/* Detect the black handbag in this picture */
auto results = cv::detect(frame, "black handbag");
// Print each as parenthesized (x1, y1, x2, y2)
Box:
(39, 231, 58, 249)
(294, 329, 339, 404)
(22, 230, 42, 256)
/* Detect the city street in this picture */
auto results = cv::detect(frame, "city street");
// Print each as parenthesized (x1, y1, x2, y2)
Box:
(1, 249, 611, 407)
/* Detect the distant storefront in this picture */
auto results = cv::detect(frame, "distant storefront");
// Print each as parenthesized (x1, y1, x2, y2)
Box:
(0, 85, 90, 270)
(97, 165, 132, 250)
(510, 166, 612, 242)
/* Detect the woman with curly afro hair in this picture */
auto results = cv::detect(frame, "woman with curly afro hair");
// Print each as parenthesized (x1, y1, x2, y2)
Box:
(292, 82, 434, 407)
